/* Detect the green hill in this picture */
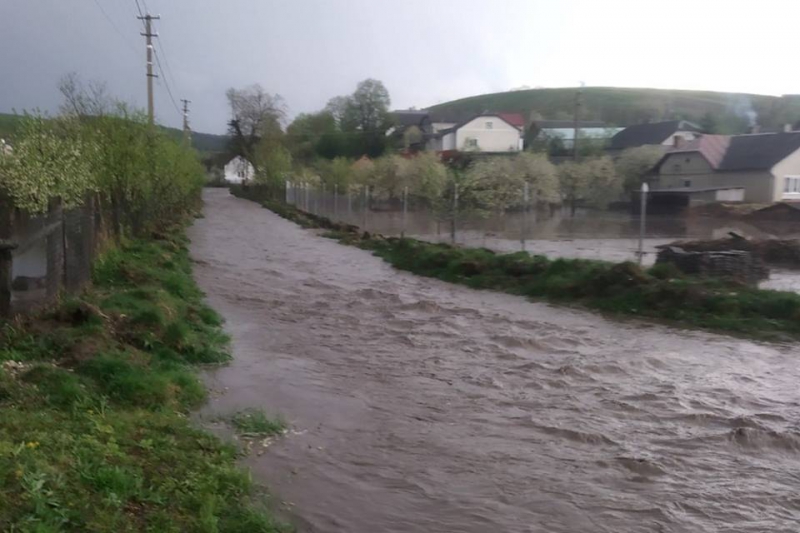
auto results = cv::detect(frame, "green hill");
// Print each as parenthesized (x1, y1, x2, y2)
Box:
(0, 113, 229, 155)
(428, 87, 800, 134)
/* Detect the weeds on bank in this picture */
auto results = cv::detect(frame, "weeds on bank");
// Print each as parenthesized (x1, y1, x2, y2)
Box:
(0, 230, 288, 532)
(255, 198, 800, 341)
(230, 409, 286, 438)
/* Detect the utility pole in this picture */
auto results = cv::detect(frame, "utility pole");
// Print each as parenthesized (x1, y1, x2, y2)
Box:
(572, 84, 582, 161)
(138, 13, 160, 125)
(181, 99, 191, 144)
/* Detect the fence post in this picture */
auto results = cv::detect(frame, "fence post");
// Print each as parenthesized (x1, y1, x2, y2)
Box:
(321, 183, 326, 214)
(521, 181, 530, 252)
(402, 186, 408, 238)
(304, 182, 309, 211)
(0, 195, 13, 318)
(638, 182, 649, 265)
(450, 183, 459, 244)
(347, 188, 352, 218)
(362, 186, 369, 231)
(334, 184, 338, 217)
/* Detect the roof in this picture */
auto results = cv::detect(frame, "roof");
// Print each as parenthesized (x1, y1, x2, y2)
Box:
(718, 132, 800, 171)
(649, 186, 744, 193)
(610, 120, 703, 150)
(390, 110, 430, 128)
(496, 113, 525, 129)
(428, 110, 474, 125)
(535, 120, 607, 129)
(657, 134, 731, 170)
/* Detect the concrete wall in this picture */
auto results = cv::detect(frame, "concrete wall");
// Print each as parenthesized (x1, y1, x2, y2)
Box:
(455, 116, 522, 152)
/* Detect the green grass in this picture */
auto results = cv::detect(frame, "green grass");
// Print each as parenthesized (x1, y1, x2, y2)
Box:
(255, 199, 800, 341)
(0, 230, 288, 532)
(230, 410, 286, 438)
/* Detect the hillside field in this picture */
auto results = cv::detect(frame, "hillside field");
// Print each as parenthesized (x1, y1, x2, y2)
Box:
(428, 87, 800, 134)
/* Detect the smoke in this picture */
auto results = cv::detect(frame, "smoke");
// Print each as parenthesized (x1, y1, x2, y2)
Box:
(728, 95, 758, 127)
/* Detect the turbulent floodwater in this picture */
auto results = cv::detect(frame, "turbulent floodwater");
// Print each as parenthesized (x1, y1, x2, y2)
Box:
(190, 189, 800, 533)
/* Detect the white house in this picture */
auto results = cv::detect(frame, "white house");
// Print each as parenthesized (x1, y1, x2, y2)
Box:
(224, 156, 255, 184)
(427, 113, 525, 153)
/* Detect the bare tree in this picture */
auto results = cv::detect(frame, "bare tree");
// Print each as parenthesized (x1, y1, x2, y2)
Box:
(58, 72, 113, 118)
(225, 84, 286, 168)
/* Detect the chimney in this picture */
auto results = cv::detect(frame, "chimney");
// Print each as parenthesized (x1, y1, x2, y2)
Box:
(673, 135, 685, 148)
(749, 125, 761, 134)
(785, 123, 793, 133)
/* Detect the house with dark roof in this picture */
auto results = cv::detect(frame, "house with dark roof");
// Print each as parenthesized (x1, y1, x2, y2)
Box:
(653, 132, 800, 204)
(426, 113, 525, 153)
(387, 110, 433, 150)
(610, 120, 703, 152)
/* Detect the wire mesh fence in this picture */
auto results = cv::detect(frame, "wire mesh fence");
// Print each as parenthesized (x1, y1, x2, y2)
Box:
(281, 181, 678, 264)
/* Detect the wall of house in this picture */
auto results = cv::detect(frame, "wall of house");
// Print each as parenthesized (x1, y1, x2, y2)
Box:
(455, 117, 522, 152)
(770, 146, 800, 202)
(441, 132, 456, 151)
(224, 157, 254, 183)
(657, 152, 774, 203)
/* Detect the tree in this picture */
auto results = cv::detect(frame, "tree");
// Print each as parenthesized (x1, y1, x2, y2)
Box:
(615, 146, 663, 193)
(558, 155, 622, 215)
(371, 155, 409, 201)
(699, 112, 718, 134)
(402, 152, 448, 201)
(225, 84, 286, 169)
(58, 72, 113, 118)
(512, 153, 560, 203)
(286, 111, 339, 163)
(342, 79, 391, 157)
(315, 156, 352, 188)
(461, 157, 525, 216)
(324, 96, 351, 129)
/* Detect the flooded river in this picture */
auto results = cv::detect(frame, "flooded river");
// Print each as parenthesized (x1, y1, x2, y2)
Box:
(190, 189, 800, 532)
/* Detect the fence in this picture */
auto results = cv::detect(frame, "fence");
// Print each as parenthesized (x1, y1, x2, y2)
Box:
(0, 194, 106, 318)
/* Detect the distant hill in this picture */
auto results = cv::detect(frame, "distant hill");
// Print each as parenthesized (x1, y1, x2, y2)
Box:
(0, 113, 229, 155)
(428, 87, 800, 134)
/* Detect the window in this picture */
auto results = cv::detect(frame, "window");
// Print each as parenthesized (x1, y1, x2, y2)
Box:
(672, 164, 681, 173)
(683, 179, 692, 188)
(785, 176, 800, 194)
(466, 138, 478, 148)
(485, 121, 493, 129)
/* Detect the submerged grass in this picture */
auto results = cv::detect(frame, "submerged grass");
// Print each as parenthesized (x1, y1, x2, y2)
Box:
(255, 197, 800, 341)
(0, 230, 288, 532)
(230, 409, 286, 438)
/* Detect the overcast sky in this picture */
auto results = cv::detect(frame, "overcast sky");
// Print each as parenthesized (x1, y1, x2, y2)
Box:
(2, 0, 799, 134)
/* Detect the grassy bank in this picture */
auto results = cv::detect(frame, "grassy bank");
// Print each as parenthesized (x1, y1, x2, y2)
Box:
(0, 230, 286, 531)
(237, 192, 800, 341)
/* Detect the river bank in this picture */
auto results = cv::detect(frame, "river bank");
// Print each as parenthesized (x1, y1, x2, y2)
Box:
(0, 228, 286, 531)
(232, 188, 800, 341)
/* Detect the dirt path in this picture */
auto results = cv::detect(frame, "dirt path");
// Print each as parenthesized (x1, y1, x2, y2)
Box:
(189, 189, 800, 533)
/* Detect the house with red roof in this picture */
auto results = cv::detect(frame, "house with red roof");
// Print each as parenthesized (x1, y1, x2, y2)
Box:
(389, 110, 526, 153)
(425, 112, 525, 153)
(652, 131, 800, 204)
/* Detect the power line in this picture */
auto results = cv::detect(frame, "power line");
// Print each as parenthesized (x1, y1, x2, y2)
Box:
(133, 0, 145, 19)
(154, 48, 182, 116)
(91, 0, 139, 58)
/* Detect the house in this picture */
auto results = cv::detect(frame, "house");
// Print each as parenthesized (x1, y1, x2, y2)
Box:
(610, 120, 703, 152)
(530, 120, 623, 150)
(223, 156, 255, 184)
(653, 132, 800, 204)
(387, 110, 432, 150)
(426, 113, 525, 153)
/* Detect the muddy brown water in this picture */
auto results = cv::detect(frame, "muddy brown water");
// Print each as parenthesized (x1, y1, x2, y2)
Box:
(190, 189, 800, 532)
